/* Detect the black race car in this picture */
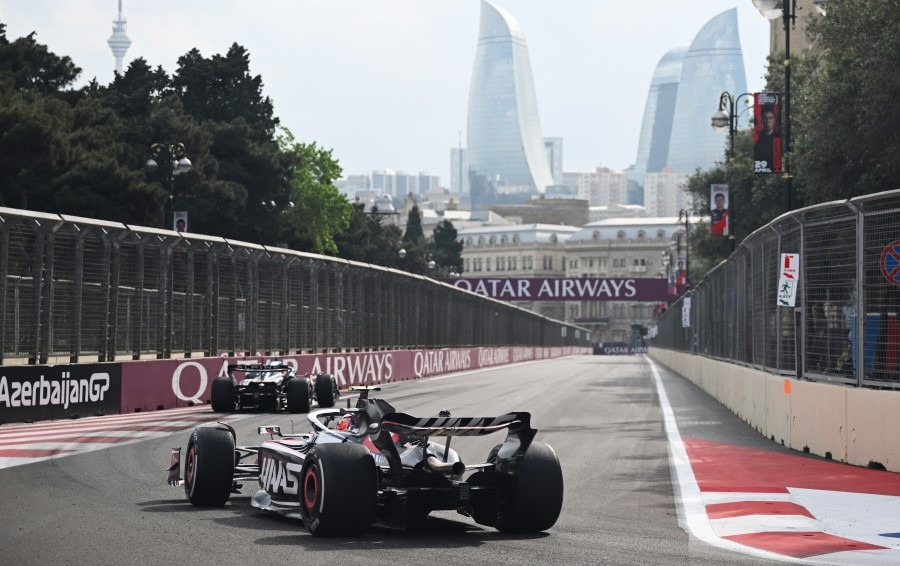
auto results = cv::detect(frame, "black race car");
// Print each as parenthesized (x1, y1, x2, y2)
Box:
(169, 386, 564, 536)
(209, 360, 339, 413)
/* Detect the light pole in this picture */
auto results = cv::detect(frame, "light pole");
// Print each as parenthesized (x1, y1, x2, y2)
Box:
(751, 0, 827, 211)
(678, 209, 690, 289)
(145, 142, 192, 228)
(711, 91, 755, 160)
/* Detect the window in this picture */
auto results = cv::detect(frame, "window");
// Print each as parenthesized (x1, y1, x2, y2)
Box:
(509, 256, 517, 270)
(657, 229, 666, 239)
(501, 235, 508, 244)
(466, 237, 473, 247)
(477, 236, 485, 246)
(464, 258, 470, 272)
(486, 258, 492, 271)
(489, 235, 496, 245)
(616, 230, 626, 239)
(592, 230, 601, 240)
(512, 234, 520, 244)
(637, 230, 646, 239)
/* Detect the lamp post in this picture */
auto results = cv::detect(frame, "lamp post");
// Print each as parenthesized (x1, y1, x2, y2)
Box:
(145, 142, 192, 228)
(677, 209, 690, 289)
(711, 91, 755, 160)
(751, 0, 827, 211)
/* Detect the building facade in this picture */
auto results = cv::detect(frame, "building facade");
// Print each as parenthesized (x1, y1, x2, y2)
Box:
(564, 168, 628, 207)
(450, 147, 469, 194)
(457, 217, 696, 343)
(642, 169, 691, 217)
(466, 0, 554, 210)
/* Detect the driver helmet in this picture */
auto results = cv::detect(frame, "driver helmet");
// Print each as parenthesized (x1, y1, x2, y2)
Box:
(336, 415, 354, 431)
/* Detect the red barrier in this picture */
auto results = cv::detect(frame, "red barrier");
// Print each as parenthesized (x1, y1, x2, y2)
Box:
(120, 347, 590, 413)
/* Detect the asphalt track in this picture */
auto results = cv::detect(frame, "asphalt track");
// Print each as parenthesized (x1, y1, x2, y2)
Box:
(1, 355, 897, 565)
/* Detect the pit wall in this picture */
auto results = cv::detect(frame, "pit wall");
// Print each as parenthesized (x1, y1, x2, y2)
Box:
(650, 347, 900, 473)
(0, 346, 590, 424)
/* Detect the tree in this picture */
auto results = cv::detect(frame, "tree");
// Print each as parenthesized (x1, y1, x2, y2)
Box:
(430, 219, 463, 276)
(278, 131, 351, 255)
(334, 202, 405, 267)
(794, 0, 900, 202)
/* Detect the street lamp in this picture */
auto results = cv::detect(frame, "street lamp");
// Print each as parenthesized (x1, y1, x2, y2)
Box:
(751, 0, 827, 211)
(711, 91, 755, 160)
(677, 209, 690, 288)
(145, 142, 192, 228)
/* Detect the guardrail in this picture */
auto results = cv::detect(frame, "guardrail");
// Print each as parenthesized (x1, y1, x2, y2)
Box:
(0, 207, 591, 365)
(654, 189, 900, 389)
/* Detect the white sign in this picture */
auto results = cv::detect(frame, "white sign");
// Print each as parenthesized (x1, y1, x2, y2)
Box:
(777, 253, 800, 307)
(681, 297, 691, 328)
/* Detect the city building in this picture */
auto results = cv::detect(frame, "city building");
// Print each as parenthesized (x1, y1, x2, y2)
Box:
(107, 0, 132, 74)
(629, 47, 686, 205)
(458, 224, 577, 320)
(665, 9, 748, 175)
(466, 0, 554, 210)
(544, 138, 564, 186)
(488, 197, 588, 227)
(457, 216, 699, 344)
(642, 169, 691, 217)
(629, 9, 747, 207)
(563, 168, 628, 207)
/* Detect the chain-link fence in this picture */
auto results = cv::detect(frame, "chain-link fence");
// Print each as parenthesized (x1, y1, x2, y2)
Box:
(655, 189, 900, 389)
(0, 207, 591, 365)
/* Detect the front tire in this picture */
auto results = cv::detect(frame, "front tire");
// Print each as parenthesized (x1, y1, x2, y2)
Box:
(184, 425, 236, 507)
(300, 443, 377, 536)
(210, 377, 235, 413)
(286, 377, 311, 413)
(496, 442, 564, 533)
(314, 374, 336, 408)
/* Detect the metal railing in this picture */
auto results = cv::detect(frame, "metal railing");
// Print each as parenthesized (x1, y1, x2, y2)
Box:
(655, 189, 900, 389)
(0, 207, 591, 365)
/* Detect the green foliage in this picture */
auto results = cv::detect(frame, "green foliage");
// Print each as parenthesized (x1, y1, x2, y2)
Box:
(334, 202, 404, 268)
(278, 131, 351, 255)
(430, 219, 463, 276)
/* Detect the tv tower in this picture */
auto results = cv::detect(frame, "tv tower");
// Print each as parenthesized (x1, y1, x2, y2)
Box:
(107, 0, 132, 74)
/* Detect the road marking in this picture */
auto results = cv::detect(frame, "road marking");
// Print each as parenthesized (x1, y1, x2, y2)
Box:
(0, 405, 248, 470)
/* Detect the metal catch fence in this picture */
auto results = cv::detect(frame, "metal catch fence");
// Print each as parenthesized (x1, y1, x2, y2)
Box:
(0, 208, 591, 365)
(655, 189, 900, 389)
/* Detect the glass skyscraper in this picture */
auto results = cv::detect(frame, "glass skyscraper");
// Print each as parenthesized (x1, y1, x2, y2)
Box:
(467, 0, 553, 211)
(630, 9, 747, 205)
(629, 46, 687, 204)
(666, 8, 747, 175)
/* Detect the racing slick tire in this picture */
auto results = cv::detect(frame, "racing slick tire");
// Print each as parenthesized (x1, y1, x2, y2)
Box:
(210, 377, 235, 413)
(314, 374, 336, 408)
(299, 443, 377, 537)
(495, 442, 564, 533)
(286, 377, 311, 413)
(184, 425, 236, 507)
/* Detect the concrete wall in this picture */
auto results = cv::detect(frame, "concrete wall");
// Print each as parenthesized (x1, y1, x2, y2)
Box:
(650, 347, 900, 473)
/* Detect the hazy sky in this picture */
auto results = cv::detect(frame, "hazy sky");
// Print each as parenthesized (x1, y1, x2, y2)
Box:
(1, 1, 772, 184)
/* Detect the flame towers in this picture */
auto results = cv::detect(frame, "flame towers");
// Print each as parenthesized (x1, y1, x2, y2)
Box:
(467, 1, 553, 211)
(630, 9, 747, 205)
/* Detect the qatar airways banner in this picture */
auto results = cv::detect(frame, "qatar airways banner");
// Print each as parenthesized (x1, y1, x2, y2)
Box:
(445, 278, 669, 301)
(118, 346, 589, 413)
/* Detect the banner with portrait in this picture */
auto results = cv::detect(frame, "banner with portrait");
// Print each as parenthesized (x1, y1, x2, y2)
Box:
(753, 92, 782, 174)
(173, 211, 188, 232)
(710, 184, 729, 237)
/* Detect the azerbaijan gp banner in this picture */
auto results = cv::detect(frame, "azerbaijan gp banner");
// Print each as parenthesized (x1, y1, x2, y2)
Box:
(446, 277, 669, 301)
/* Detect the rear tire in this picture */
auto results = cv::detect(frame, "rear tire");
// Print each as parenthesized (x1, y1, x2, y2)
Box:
(286, 377, 310, 413)
(184, 425, 235, 507)
(210, 377, 235, 413)
(496, 442, 563, 533)
(300, 443, 376, 536)
(315, 374, 336, 408)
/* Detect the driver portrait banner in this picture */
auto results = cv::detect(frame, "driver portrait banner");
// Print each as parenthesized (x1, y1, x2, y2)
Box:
(444, 277, 669, 302)
(753, 92, 783, 174)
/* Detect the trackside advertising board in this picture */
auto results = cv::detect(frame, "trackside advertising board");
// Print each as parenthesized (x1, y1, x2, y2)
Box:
(445, 278, 668, 302)
(0, 363, 122, 424)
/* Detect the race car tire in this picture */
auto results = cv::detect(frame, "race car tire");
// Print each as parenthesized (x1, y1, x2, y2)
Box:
(315, 374, 336, 408)
(495, 442, 564, 533)
(299, 443, 377, 537)
(210, 377, 235, 413)
(184, 425, 235, 507)
(286, 377, 311, 413)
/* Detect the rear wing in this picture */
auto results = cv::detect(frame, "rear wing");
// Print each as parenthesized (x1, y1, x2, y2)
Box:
(227, 364, 290, 374)
(381, 412, 533, 438)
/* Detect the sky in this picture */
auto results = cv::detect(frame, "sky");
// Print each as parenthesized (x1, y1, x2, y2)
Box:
(0, 1, 772, 185)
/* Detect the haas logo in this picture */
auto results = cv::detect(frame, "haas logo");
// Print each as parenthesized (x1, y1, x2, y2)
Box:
(259, 457, 302, 495)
